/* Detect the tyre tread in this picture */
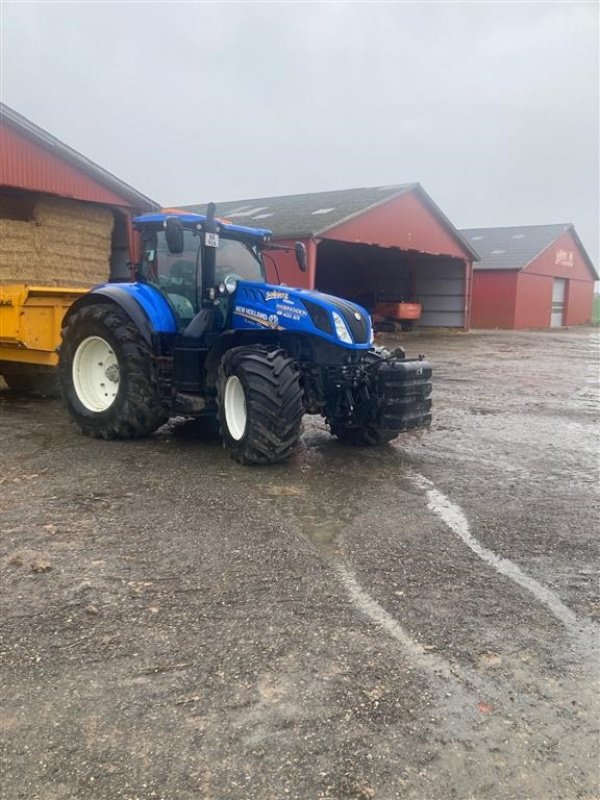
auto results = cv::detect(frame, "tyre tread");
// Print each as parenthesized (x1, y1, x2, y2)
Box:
(218, 346, 304, 464)
(59, 304, 167, 439)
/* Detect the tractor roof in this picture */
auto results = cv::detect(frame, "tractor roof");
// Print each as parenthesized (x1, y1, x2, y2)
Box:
(133, 211, 273, 243)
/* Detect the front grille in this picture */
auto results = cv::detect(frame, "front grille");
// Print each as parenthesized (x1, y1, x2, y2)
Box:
(302, 299, 334, 336)
(340, 304, 369, 344)
(319, 293, 370, 344)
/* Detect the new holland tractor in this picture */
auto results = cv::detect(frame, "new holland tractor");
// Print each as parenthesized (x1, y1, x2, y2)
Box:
(59, 206, 432, 464)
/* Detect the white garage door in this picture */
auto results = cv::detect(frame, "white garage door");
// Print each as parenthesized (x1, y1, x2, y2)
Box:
(551, 279, 567, 327)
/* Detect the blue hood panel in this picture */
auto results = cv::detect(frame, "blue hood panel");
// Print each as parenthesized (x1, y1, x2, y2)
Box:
(231, 281, 372, 350)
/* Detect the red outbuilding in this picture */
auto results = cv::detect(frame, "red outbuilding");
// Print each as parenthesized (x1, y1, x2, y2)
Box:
(0, 103, 157, 281)
(462, 224, 598, 328)
(185, 185, 479, 328)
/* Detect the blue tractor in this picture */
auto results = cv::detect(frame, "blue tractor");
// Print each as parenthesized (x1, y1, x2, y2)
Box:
(59, 206, 432, 464)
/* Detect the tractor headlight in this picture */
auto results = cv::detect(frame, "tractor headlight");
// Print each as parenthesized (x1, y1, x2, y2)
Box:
(332, 311, 353, 344)
(224, 274, 238, 294)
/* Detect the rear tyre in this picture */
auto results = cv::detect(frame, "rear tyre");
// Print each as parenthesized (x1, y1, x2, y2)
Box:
(331, 425, 399, 446)
(217, 346, 304, 465)
(59, 303, 167, 439)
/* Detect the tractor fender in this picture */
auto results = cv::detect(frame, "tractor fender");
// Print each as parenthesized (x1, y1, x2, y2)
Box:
(62, 283, 177, 345)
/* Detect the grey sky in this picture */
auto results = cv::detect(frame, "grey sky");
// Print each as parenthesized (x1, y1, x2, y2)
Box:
(2, 1, 599, 264)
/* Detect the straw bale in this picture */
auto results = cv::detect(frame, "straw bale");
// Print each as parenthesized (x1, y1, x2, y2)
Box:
(37, 228, 110, 248)
(33, 198, 113, 228)
(1, 253, 38, 282)
(0, 219, 35, 244)
(0, 221, 37, 281)
(1, 197, 114, 286)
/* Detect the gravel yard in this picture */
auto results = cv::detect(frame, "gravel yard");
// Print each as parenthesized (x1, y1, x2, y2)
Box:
(1, 327, 598, 800)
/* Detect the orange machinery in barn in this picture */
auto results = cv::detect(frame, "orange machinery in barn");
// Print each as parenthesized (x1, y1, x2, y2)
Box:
(373, 300, 422, 332)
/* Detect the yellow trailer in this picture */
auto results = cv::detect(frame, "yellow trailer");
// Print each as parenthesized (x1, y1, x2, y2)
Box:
(0, 284, 86, 393)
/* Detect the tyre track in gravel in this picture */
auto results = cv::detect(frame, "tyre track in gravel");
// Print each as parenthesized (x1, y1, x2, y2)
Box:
(410, 471, 599, 645)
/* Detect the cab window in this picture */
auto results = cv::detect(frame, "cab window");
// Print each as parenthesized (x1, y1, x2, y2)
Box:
(215, 239, 265, 284)
(142, 229, 200, 322)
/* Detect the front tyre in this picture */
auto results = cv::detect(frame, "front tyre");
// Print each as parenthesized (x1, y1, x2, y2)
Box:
(217, 346, 304, 465)
(59, 303, 167, 439)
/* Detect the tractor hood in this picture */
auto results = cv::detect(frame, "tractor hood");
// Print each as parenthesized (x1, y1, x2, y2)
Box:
(231, 281, 373, 350)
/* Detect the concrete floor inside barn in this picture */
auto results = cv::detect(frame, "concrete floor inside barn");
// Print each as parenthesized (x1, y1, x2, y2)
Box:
(0, 327, 598, 800)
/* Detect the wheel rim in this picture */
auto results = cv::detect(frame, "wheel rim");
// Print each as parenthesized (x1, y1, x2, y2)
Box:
(224, 375, 247, 441)
(72, 336, 120, 412)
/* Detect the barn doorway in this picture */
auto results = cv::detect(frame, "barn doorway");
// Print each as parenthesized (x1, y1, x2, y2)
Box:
(314, 239, 467, 328)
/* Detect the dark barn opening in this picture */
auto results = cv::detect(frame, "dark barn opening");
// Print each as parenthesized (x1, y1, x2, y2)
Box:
(315, 239, 467, 327)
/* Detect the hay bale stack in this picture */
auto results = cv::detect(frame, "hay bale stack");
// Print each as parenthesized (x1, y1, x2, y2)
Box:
(0, 220, 38, 276)
(0, 197, 114, 286)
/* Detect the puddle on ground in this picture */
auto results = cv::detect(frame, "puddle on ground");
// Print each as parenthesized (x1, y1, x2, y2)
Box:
(250, 426, 419, 558)
(298, 519, 344, 556)
(262, 485, 306, 497)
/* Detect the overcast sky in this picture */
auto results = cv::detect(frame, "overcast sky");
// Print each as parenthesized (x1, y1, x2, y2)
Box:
(2, 1, 599, 263)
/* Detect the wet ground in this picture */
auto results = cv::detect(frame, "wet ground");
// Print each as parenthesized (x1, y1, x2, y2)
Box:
(0, 328, 598, 800)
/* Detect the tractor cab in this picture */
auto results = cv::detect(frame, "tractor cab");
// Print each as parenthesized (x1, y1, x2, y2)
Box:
(133, 210, 277, 329)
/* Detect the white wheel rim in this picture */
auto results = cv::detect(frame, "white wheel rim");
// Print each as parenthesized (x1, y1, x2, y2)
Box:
(224, 375, 247, 441)
(72, 335, 120, 412)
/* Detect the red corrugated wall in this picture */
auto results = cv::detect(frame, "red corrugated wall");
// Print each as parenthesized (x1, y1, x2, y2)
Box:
(0, 121, 136, 207)
(322, 191, 471, 259)
(471, 271, 518, 328)
(514, 273, 553, 328)
(564, 279, 594, 325)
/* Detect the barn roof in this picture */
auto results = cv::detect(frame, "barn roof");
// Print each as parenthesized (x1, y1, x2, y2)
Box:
(0, 103, 158, 210)
(182, 184, 479, 260)
(461, 223, 599, 279)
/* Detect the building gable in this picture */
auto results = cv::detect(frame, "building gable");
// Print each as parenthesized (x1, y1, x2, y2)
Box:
(524, 229, 598, 282)
(321, 189, 474, 261)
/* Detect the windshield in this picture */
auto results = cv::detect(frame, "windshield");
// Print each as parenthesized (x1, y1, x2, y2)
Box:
(215, 239, 264, 284)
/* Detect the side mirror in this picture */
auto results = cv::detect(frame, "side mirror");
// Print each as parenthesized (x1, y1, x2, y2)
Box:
(165, 217, 184, 254)
(295, 242, 307, 272)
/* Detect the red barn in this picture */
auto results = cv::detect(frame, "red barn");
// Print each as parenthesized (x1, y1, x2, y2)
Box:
(184, 185, 478, 328)
(1, 103, 157, 283)
(462, 224, 598, 329)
